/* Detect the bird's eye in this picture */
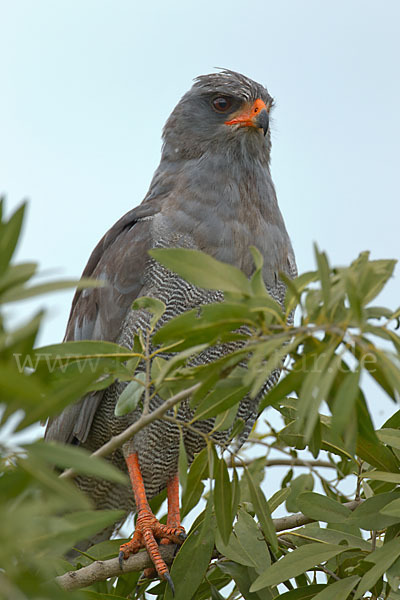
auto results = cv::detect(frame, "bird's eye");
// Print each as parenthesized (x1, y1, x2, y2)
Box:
(212, 96, 232, 112)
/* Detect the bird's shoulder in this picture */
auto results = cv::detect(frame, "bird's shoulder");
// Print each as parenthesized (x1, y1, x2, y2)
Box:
(65, 198, 163, 344)
(45, 198, 165, 445)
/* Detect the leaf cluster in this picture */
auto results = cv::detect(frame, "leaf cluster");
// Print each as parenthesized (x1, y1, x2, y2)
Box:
(1, 200, 400, 599)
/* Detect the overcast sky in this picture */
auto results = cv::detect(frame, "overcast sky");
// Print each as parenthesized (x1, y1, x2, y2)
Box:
(1, 0, 399, 429)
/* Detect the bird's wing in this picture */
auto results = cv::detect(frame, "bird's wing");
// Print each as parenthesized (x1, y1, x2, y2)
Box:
(45, 199, 161, 444)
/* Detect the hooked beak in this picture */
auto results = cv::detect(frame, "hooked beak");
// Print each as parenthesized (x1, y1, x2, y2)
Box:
(225, 98, 269, 136)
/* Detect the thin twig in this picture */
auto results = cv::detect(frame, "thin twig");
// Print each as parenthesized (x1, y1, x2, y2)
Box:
(371, 530, 377, 552)
(59, 383, 200, 480)
(273, 499, 362, 533)
(229, 457, 337, 469)
(318, 564, 341, 582)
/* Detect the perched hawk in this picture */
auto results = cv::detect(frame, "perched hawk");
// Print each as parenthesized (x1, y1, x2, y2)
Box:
(46, 70, 297, 587)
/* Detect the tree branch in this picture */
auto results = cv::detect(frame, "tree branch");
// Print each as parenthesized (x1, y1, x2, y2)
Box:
(55, 544, 177, 591)
(273, 499, 362, 532)
(59, 383, 200, 480)
(229, 458, 337, 469)
(56, 500, 362, 591)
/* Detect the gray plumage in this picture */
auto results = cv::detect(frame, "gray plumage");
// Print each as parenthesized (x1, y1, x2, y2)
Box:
(45, 69, 297, 549)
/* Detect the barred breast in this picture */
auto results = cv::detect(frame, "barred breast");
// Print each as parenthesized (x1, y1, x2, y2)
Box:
(75, 241, 290, 519)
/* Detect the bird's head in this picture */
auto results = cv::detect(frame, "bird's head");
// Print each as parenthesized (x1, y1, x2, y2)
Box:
(162, 70, 274, 163)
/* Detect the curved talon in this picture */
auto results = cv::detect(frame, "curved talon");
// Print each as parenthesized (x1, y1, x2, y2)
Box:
(118, 550, 124, 570)
(118, 509, 186, 580)
(164, 572, 175, 596)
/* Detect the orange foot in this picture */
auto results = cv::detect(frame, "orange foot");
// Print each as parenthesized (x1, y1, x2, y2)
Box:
(119, 508, 186, 590)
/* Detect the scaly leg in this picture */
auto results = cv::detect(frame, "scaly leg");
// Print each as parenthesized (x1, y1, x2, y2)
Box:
(163, 473, 184, 539)
(143, 473, 185, 579)
(119, 453, 186, 588)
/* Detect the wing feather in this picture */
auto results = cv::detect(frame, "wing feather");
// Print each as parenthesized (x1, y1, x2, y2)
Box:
(45, 200, 160, 444)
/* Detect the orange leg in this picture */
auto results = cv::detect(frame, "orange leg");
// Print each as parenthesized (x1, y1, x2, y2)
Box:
(119, 453, 186, 589)
(163, 473, 183, 538)
(142, 473, 184, 580)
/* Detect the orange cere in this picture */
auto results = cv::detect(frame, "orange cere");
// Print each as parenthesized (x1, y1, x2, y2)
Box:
(225, 98, 268, 128)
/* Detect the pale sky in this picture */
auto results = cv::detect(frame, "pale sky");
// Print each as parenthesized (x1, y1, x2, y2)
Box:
(1, 0, 399, 429)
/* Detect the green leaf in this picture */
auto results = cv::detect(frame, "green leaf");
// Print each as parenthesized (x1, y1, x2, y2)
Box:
(239, 457, 266, 504)
(268, 487, 290, 514)
(243, 466, 278, 552)
(283, 269, 319, 315)
(377, 428, 400, 449)
(248, 335, 302, 399)
(132, 296, 166, 328)
(178, 432, 188, 494)
(0, 202, 25, 275)
(17, 368, 102, 429)
(347, 492, 400, 529)
(215, 509, 270, 574)
(297, 349, 341, 441)
(344, 269, 363, 322)
(276, 585, 327, 599)
(284, 524, 371, 551)
(380, 498, 400, 517)
(279, 420, 352, 461)
(260, 369, 303, 413)
(286, 474, 314, 513)
(312, 575, 360, 599)
(164, 513, 215, 600)
(353, 344, 396, 400)
(234, 509, 271, 574)
(387, 554, 400, 591)
(1, 277, 103, 303)
(376, 350, 400, 398)
(210, 585, 225, 600)
(34, 509, 124, 550)
(382, 410, 400, 429)
(331, 369, 360, 436)
(215, 528, 252, 567)
(114, 372, 146, 416)
(214, 457, 233, 544)
(212, 403, 238, 432)
(357, 432, 400, 473)
(249, 246, 268, 297)
(354, 538, 400, 599)
(314, 244, 331, 310)
(0, 262, 37, 294)
(219, 561, 275, 600)
(35, 340, 132, 360)
(250, 543, 351, 591)
(193, 376, 249, 421)
(27, 441, 128, 484)
(154, 343, 208, 386)
(153, 302, 254, 351)
(150, 247, 252, 295)
(151, 355, 167, 380)
(181, 448, 208, 518)
(18, 455, 91, 510)
(296, 492, 352, 524)
(80, 539, 124, 563)
(357, 257, 397, 306)
(361, 471, 400, 484)
(82, 592, 129, 600)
